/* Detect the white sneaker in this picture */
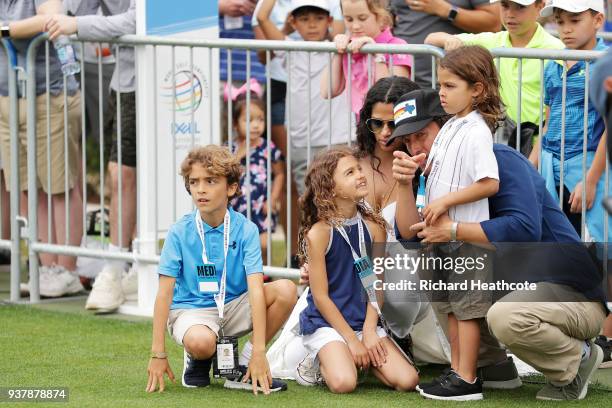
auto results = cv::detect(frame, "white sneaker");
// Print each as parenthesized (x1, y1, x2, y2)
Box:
(296, 354, 324, 387)
(121, 266, 138, 301)
(20, 265, 52, 295)
(39, 265, 84, 298)
(85, 264, 125, 313)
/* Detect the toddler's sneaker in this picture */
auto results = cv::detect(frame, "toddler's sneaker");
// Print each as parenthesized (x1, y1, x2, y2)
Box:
(223, 365, 287, 392)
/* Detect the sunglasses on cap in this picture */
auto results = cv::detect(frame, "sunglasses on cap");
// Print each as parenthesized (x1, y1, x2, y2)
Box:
(366, 118, 396, 133)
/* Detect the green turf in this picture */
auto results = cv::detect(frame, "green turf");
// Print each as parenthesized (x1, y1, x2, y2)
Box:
(1, 304, 610, 407)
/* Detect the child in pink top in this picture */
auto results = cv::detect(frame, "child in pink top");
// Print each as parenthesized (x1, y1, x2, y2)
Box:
(321, 0, 412, 116)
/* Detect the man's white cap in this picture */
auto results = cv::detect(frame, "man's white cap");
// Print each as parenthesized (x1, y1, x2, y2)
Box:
(289, 0, 331, 15)
(489, 0, 537, 5)
(541, 0, 605, 17)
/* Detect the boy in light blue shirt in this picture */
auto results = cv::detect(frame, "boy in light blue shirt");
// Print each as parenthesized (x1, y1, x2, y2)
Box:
(529, 0, 610, 243)
(145, 145, 296, 394)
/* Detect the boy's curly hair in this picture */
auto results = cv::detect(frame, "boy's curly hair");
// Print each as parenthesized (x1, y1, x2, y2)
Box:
(297, 146, 388, 263)
(179, 145, 242, 201)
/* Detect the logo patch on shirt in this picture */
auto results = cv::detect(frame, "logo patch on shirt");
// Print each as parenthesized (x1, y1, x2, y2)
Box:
(394, 99, 417, 124)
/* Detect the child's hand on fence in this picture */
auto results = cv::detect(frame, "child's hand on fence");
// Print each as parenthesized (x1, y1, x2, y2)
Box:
(569, 180, 596, 213)
(423, 197, 449, 225)
(245, 351, 273, 395)
(347, 336, 370, 370)
(146, 357, 175, 393)
(348, 36, 375, 53)
(444, 37, 464, 51)
(362, 329, 387, 368)
(334, 34, 350, 53)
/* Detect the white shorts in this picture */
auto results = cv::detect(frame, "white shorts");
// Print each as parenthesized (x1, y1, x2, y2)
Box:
(302, 326, 387, 359)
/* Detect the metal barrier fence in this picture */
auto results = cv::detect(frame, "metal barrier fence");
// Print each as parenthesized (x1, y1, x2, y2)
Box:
(547, 30, 612, 43)
(1, 35, 608, 313)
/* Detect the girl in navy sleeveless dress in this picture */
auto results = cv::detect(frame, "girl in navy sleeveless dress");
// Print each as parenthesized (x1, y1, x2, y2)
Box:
(296, 147, 418, 394)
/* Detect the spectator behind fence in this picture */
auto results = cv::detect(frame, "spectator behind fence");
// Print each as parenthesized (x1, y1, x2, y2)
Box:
(0, 0, 84, 297)
(251, 0, 344, 156)
(426, 0, 564, 152)
(45, 0, 137, 312)
(145, 145, 296, 394)
(253, 0, 348, 263)
(220, 0, 266, 85)
(390, 0, 501, 88)
(226, 80, 286, 264)
(64, 0, 115, 145)
(322, 0, 412, 119)
(529, 0, 610, 244)
(257, 0, 353, 194)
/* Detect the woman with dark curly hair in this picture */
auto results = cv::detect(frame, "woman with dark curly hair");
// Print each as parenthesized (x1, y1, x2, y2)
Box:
(354, 76, 418, 240)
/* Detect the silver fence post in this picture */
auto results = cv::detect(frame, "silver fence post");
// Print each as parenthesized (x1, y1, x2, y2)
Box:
(4, 39, 21, 302)
(265, 50, 272, 266)
(581, 62, 589, 240)
(246, 51, 252, 220)
(516, 58, 522, 152)
(559, 64, 567, 209)
(538, 58, 544, 174)
(26, 36, 46, 303)
(286, 51, 292, 268)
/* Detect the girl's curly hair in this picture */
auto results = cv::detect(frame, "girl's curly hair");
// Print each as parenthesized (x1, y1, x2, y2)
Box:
(297, 146, 388, 263)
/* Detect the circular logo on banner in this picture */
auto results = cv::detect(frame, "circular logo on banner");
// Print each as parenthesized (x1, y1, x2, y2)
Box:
(162, 69, 205, 115)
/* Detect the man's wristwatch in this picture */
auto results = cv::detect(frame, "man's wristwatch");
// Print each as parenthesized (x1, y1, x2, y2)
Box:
(447, 5, 459, 23)
(450, 222, 459, 242)
(150, 351, 168, 359)
(1, 23, 10, 38)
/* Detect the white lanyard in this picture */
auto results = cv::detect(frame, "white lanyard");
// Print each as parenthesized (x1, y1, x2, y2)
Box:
(335, 217, 382, 315)
(335, 217, 367, 261)
(195, 210, 231, 320)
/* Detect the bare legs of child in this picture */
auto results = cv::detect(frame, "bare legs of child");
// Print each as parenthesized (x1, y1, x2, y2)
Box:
(318, 337, 418, 394)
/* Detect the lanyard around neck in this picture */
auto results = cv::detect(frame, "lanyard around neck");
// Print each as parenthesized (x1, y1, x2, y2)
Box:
(194, 210, 231, 319)
(335, 216, 367, 261)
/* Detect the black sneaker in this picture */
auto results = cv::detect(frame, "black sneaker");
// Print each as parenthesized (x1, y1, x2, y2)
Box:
(420, 371, 483, 401)
(182, 350, 211, 388)
(478, 356, 522, 389)
(223, 365, 288, 392)
(594, 335, 612, 369)
(416, 367, 454, 393)
(389, 332, 415, 365)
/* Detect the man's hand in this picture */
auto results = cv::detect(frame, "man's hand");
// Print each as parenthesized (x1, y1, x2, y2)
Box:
(44, 14, 77, 41)
(146, 357, 175, 393)
(362, 329, 387, 368)
(410, 214, 453, 243)
(406, 0, 450, 17)
(392, 151, 425, 185)
(569, 180, 596, 213)
(347, 336, 370, 370)
(423, 197, 449, 225)
(244, 350, 273, 395)
(220, 0, 256, 17)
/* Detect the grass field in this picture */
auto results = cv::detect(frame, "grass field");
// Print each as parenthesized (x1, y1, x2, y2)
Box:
(1, 303, 611, 407)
